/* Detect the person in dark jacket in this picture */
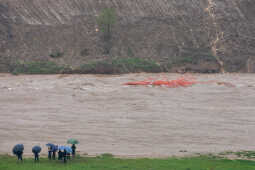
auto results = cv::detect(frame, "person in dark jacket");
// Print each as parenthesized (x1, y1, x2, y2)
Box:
(48, 147, 52, 160)
(58, 150, 62, 160)
(16, 151, 23, 161)
(63, 149, 67, 163)
(52, 147, 56, 160)
(34, 152, 39, 162)
(71, 144, 76, 157)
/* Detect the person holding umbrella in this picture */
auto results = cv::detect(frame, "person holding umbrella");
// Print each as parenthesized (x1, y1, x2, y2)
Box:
(32, 146, 41, 162)
(12, 144, 24, 162)
(65, 146, 72, 160)
(58, 146, 72, 163)
(58, 148, 63, 160)
(16, 150, 23, 161)
(67, 138, 79, 157)
(71, 144, 76, 157)
(63, 149, 67, 163)
(46, 143, 55, 160)
(52, 145, 58, 160)
(58, 146, 65, 162)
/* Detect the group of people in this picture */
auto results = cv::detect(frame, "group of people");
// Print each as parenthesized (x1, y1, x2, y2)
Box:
(13, 140, 78, 163)
(47, 144, 76, 163)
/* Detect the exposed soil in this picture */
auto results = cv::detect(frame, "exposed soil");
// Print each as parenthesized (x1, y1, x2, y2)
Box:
(0, 73, 255, 157)
(1, 0, 255, 73)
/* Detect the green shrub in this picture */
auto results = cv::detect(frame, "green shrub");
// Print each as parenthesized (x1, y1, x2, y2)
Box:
(169, 47, 217, 66)
(97, 8, 117, 54)
(49, 51, 64, 58)
(80, 49, 89, 56)
(78, 60, 114, 74)
(171, 53, 216, 65)
(127, 47, 134, 57)
(112, 57, 161, 73)
(12, 61, 70, 74)
(235, 151, 255, 158)
(98, 153, 114, 159)
(77, 57, 161, 74)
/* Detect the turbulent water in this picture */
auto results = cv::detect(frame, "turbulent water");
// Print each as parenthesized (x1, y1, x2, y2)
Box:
(0, 73, 255, 157)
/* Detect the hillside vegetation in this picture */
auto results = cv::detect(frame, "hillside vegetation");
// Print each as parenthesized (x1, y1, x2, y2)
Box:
(0, 0, 255, 73)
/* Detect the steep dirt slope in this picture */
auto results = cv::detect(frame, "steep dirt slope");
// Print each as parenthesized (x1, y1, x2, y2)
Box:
(0, 0, 255, 72)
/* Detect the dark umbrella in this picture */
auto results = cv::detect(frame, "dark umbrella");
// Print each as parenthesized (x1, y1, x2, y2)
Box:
(12, 144, 24, 155)
(32, 146, 41, 153)
(46, 143, 55, 150)
(46, 143, 55, 147)
(52, 145, 58, 152)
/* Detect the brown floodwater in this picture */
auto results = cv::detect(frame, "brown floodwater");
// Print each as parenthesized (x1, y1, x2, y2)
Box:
(0, 73, 255, 157)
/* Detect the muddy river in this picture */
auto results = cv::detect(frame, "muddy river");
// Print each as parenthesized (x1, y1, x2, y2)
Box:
(0, 73, 255, 157)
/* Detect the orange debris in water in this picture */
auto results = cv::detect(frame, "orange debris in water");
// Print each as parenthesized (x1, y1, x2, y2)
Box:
(124, 77, 197, 88)
(125, 81, 151, 86)
(124, 76, 235, 88)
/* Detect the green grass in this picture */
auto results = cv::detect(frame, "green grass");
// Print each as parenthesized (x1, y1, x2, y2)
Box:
(11, 61, 71, 74)
(10, 58, 161, 75)
(235, 151, 255, 159)
(0, 155, 254, 170)
(77, 57, 161, 74)
(167, 47, 217, 67)
(219, 151, 255, 159)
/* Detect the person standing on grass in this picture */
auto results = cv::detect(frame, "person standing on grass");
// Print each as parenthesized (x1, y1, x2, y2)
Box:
(34, 152, 39, 162)
(48, 147, 52, 160)
(12, 144, 24, 162)
(71, 144, 76, 157)
(32, 146, 41, 163)
(16, 150, 23, 161)
(52, 145, 57, 160)
(52, 150, 56, 160)
(67, 138, 79, 158)
(63, 149, 67, 163)
(58, 149, 63, 160)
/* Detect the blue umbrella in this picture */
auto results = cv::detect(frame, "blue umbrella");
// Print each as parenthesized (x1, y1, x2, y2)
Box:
(64, 146, 72, 154)
(46, 143, 56, 151)
(52, 145, 58, 152)
(12, 144, 24, 155)
(58, 146, 72, 153)
(46, 143, 55, 148)
(32, 146, 41, 153)
(58, 146, 66, 151)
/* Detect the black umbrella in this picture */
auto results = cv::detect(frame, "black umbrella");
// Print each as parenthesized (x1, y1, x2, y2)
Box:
(32, 146, 41, 154)
(12, 144, 24, 155)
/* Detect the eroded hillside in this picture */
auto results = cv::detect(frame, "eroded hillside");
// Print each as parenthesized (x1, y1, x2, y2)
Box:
(0, 0, 255, 72)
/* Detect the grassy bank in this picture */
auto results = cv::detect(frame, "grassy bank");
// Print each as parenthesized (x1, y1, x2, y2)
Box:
(11, 61, 70, 75)
(0, 155, 254, 170)
(9, 56, 219, 75)
(77, 58, 161, 74)
(11, 58, 162, 75)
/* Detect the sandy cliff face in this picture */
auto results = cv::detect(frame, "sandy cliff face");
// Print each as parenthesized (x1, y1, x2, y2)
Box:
(0, 0, 254, 72)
